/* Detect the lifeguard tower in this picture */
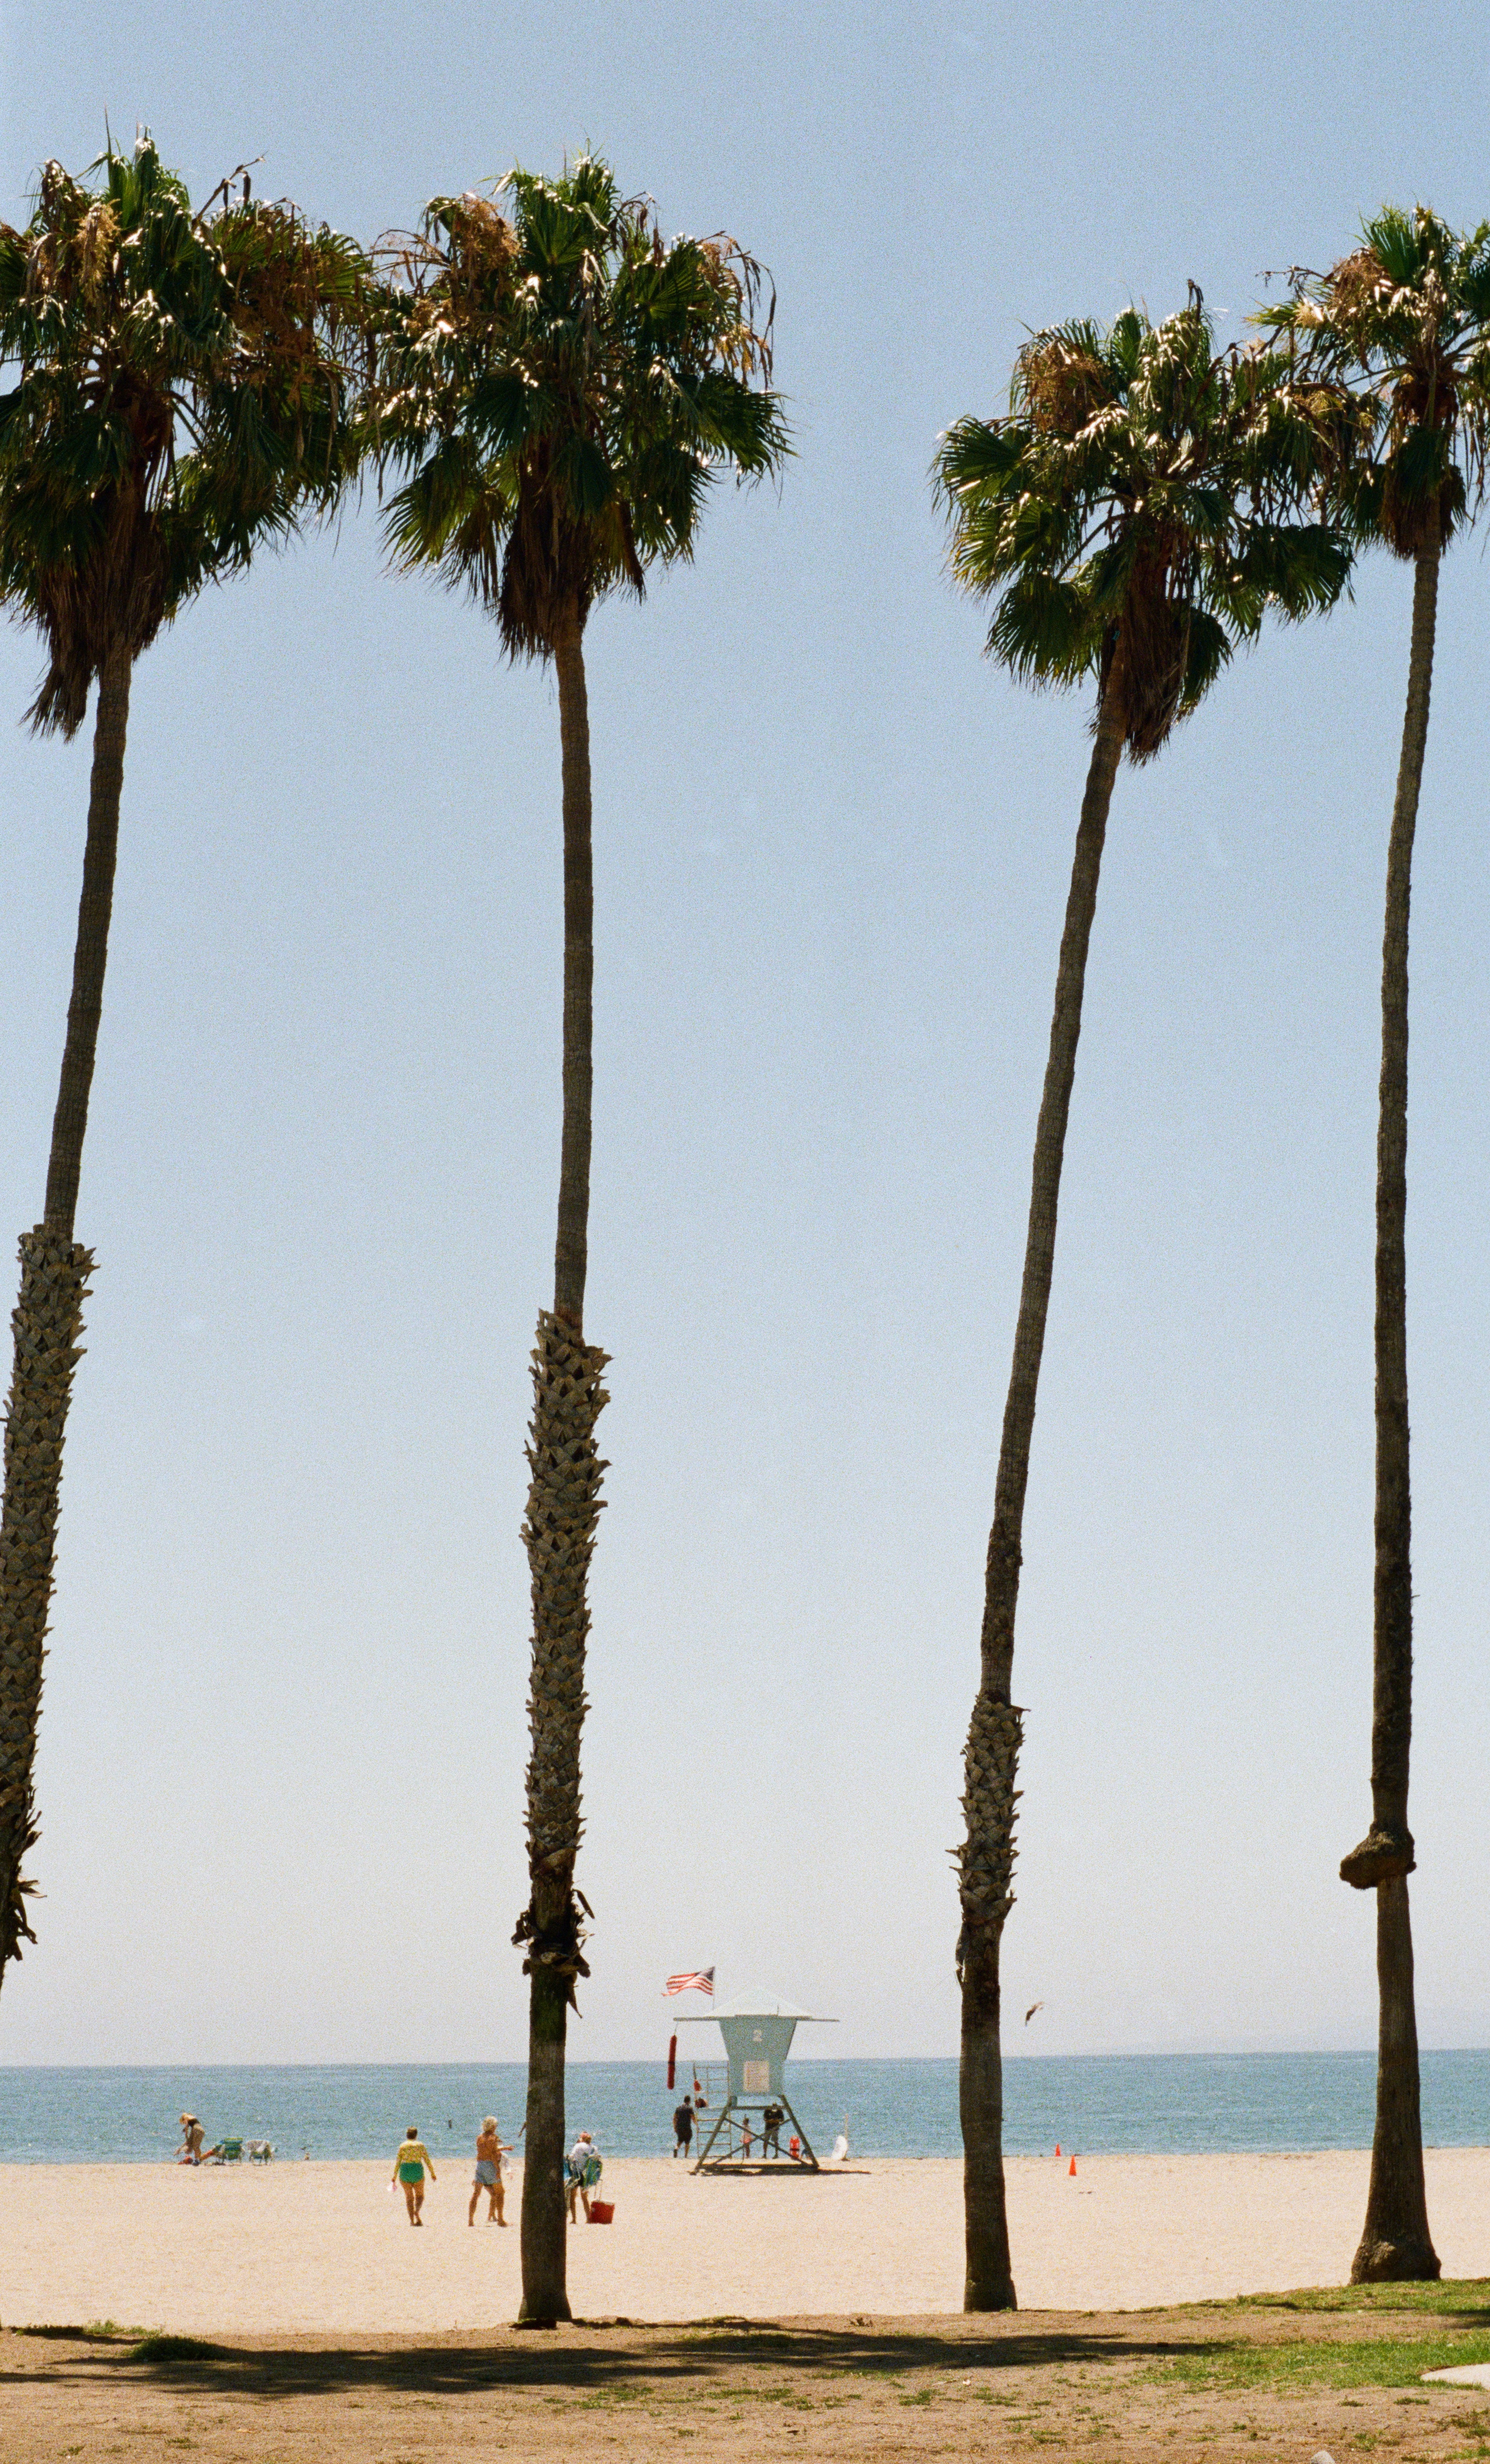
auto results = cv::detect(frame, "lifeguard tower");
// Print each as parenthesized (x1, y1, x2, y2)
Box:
(676, 1993, 835, 2172)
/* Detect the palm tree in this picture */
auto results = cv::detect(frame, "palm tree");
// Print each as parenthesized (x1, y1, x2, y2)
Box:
(933, 298, 1350, 2310)
(1262, 207, 1490, 2284)
(374, 156, 786, 2324)
(0, 136, 368, 1981)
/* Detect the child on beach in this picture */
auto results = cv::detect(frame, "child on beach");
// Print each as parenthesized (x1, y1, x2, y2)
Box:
(391, 2126, 436, 2224)
(469, 2119, 510, 2225)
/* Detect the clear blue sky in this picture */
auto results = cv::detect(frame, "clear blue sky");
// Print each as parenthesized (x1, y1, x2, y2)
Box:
(1, 0, 1487, 2068)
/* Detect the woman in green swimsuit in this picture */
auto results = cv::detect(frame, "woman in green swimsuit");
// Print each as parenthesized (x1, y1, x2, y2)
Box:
(391, 2125, 436, 2224)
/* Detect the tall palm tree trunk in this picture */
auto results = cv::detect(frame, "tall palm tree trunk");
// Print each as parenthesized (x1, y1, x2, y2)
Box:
(552, 613, 593, 1334)
(515, 608, 609, 2324)
(960, 699, 1124, 2311)
(0, 646, 130, 1983)
(1344, 541, 1440, 2284)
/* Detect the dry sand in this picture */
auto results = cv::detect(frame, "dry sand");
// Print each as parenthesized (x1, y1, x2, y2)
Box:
(4, 2148, 1490, 2333)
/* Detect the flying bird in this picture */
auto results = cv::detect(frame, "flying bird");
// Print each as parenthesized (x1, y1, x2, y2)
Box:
(1024, 2001, 1045, 2025)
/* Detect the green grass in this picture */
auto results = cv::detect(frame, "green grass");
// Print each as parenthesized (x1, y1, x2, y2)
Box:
(13, 2320, 142, 2342)
(1147, 2332, 1490, 2392)
(1229, 2280, 1490, 2319)
(127, 2334, 229, 2364)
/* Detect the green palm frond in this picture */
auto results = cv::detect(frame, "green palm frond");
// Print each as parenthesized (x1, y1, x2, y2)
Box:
(934, 296, 1351, 761)
(370, 154, 789, 659)
(986, 570, 1100, 687)
(1178, 608, 1233, 711)
(0, 134, 372, 732)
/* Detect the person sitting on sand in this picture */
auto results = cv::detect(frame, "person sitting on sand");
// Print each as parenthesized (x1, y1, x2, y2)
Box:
(178, 2114, 205, 2164)
(392, 2125, 436, 2224)
(469, 2118, 510, 2226)
(566, 2131, 599, 2223)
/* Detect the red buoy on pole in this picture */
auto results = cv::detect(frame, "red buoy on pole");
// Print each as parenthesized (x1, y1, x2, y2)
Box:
(667, 2033, 677, 2089)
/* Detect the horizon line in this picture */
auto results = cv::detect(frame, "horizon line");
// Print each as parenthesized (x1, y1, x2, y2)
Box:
(6, 2044, 1490, 2071)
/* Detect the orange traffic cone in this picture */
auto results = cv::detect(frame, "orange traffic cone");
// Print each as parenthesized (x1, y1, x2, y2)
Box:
(1054, 2143, 1061, 2157)
(1068, 2155, 1077, 2177)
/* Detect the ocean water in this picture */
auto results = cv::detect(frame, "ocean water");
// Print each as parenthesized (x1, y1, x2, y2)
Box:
(2, 2050, 1489, 2164)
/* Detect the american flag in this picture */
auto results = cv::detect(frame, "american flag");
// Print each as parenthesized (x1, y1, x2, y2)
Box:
(664, 1967, 715, 1997)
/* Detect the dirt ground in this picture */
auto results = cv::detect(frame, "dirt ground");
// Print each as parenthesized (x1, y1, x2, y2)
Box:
(5, 2292, 1490, 2464)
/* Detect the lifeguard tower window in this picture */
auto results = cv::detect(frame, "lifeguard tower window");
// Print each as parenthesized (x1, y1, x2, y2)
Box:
(674, 1994, 836, 2173)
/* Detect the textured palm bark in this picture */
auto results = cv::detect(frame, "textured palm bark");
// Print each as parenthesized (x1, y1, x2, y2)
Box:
(515, 1312, 608, 2320)
(0, 1233, 94, 1968)
(516, 605, 605, 2324)
(0, 647, 130, 1992)
(1345, 542, 1441, 2284)
(1354, 1879, 1437, 2279)
(959, 702, 1124, 2312)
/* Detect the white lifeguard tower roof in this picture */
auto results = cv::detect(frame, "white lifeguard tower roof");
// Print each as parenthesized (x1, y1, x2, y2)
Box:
(704, 1993, 830, 2022)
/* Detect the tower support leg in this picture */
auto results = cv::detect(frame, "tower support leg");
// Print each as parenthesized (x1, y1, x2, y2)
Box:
(691, 2098, 736, 2173)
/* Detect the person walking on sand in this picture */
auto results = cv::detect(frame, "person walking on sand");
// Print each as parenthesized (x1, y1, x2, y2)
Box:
(391, 2125, 436, 2224)
(469, 2118, 510, 2225)
(672, 2094, 694, 2159)
(566, 2130, 598, 2223)
(178, 2114, 205, 2165)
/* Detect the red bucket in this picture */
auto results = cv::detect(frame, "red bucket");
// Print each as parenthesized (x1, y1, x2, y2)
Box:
(587, 2200, 615, 2224)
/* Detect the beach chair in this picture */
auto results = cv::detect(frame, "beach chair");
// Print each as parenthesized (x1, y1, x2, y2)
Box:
(212, 2137, 244, 2163)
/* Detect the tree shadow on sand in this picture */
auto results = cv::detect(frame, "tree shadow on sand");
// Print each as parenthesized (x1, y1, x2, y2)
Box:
(4, 2319, 1255, 2401)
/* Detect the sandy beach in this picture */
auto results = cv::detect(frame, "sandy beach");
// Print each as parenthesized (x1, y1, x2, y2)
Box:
(5, 2148, 1490, 2334)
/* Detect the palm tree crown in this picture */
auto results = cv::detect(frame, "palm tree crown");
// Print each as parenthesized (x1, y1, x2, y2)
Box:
(0, 134, 369, 733)
(1263, 205, 1490, 554)
(375, 153, 788, 654)
(934, 296, 1350, 757)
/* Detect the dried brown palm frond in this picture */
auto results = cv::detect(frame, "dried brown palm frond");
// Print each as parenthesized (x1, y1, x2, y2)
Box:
(1100, 551, 1193, 759)
(1021, 338, 1110, 439)
(1377, 455, 1463, 556)
(23, 472, 171, 736)
(1325, 248, 1398, 329)
(497, 454, 644, 658)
